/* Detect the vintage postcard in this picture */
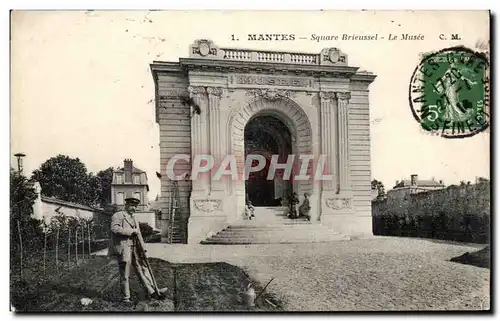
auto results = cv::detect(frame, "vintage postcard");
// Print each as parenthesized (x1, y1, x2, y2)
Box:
(10, 10, 490, 312)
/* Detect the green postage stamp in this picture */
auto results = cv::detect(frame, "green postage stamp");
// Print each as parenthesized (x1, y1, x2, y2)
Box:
(409, 46, 490, 138)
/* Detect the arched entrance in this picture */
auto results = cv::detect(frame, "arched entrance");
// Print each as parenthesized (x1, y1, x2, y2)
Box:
(244, 115, 293, 206)
(228, 96, 314, 221)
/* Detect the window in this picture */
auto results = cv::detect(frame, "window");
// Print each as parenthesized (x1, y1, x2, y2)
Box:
(133, 192, 141, 204)
(116, 192, 124, 205)
(116, 174, 123, 184)
(133, 174, 140, 184)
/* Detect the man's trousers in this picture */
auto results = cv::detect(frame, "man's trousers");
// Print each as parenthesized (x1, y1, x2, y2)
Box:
(118, 245, 155, 300)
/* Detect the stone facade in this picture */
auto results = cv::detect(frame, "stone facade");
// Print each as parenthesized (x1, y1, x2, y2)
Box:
(151, 40, 376, 243)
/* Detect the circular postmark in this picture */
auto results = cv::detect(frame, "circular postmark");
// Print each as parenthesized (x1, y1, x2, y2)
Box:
(409, 46, 490, 138)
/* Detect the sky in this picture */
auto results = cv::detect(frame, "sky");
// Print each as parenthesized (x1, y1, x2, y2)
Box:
(10, 10, 490, 200)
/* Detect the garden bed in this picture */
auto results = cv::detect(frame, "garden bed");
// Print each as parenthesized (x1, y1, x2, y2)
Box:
(11, 256, 282, 312)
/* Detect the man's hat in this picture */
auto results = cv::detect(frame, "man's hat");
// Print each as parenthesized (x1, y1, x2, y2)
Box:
(125, 197, 140, 205)
(124, 192, 140, 206)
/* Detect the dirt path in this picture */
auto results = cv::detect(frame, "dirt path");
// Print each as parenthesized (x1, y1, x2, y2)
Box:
(135, 237, 489, 311)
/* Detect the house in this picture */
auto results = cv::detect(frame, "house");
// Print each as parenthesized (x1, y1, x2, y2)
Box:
(111, 159, 150, 212)
(110, 159, 157, 229)
(30, 181, 106, 223)
(387, 174, 445, 199)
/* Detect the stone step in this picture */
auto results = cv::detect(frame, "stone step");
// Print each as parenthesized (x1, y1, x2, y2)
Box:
(201, 234, 347, 244)
(224, 224, 331, 231)
(213, 232, 338, 239)
(227, 222, 314, 229)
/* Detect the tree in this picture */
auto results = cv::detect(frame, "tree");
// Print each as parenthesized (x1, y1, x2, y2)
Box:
(96, 167, 114, 208)
(477, 177, 490, 184)
(31, 155, 100, 207)
(371, 179, 386, 201)
(10, 168, 43, 270)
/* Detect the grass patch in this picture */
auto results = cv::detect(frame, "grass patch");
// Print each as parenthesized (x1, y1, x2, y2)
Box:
(11, 256, 283, 312)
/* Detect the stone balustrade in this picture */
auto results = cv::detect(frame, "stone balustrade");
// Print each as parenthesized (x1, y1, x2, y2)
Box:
(189, 39, 346, 66)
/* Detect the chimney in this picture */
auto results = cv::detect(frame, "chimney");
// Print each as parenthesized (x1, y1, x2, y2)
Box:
(439, 180, 443, 185)
(410, 174, 418, 186)
(395, 180, 399, 187)
(124, 159, 133, 183)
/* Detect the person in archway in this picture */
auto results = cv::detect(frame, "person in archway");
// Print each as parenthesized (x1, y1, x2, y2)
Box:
(299, 193, 311, 221)
(287, 192, 300, 219)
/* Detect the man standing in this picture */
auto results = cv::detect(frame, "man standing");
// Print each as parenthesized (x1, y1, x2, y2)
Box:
(108, 195, 165, 303)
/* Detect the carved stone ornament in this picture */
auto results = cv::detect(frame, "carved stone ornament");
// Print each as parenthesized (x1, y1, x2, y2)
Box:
(321, 48, 348, 65)
(246, 88, 293, 101)
(319, 91, 336, 101)
(188, 86, 206, 97)
(335, 92, 351, 102)
(207, 87, 223, 97)
(326, 198, 352, 210)
(194, 199, 223, 213)
(329, 48, 340, 63)
(191, 39, 217, 57)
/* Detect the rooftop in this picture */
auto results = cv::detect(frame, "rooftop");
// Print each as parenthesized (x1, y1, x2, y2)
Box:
(114, 166, 146, 174)
(41, 196, 104, 213)
(394, 179, 445, 189)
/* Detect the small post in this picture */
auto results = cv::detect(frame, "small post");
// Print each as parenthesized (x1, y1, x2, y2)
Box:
(43, 227, 47, 277)
(67, 226, 70, 268)
(55, 227, 59, 273)
(81, 226, 85, 259)
(17, 220, 23, 280)
(75, 227, 78, 264)
(87, 221, 91, 259)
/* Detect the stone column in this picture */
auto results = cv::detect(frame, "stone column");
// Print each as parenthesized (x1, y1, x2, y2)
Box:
(207, 87, 224, 192)
(319, 91, 338, 192)
(319, 91, 353, 225)
(188, 86, 209, 195)
(336, 92, 351, 192)
(188, 86, 227, 244)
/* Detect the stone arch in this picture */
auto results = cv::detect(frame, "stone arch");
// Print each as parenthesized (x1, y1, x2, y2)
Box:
(226, 96, 314, 201)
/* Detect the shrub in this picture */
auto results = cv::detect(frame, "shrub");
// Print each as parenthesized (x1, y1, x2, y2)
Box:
(139, 222, 155, 239)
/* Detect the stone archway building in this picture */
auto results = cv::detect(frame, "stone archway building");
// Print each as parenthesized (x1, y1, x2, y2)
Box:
(151, 40, 376, 244)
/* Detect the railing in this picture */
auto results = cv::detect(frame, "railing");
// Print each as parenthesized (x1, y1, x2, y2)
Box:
(221, 48, 319, 65)
(223, 49, 252, 61)
(290, 53, 318, 65)
(256, 51, 285, 63)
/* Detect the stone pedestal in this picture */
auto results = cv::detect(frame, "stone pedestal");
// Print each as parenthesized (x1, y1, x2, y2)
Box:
(188, 197, 228, 244)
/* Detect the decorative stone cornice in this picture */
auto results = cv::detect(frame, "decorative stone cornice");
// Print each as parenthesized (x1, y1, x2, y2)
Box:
(207, 87, 223, 97)
(245, 88, 293, 101)
(188, 86, 206, 97)
(335, 92, 351, 102)
(178, 59, 359, 79)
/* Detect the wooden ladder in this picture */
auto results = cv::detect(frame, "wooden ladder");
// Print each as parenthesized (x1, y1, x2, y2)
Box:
(168, 180, 183, 243)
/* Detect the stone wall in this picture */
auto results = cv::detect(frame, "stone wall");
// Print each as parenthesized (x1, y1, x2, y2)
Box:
(372, 182, 490, 243)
